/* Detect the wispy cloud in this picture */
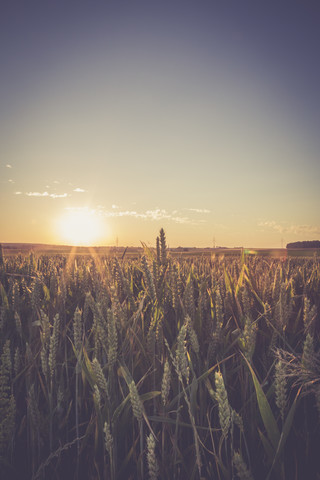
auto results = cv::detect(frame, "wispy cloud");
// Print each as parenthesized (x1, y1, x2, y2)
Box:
(26, 192, 49, 197)
(50, 193, 68, 198)
(24, 191, 68, 198)
(102, 208, 192, 224)
(17, 182, 85, 197)
(258, 221, 320, 236)
(14, 191, 22, 195)
(6, 164, 12, 168)
(187, 208, 211, 214)
(8, 179, 14, 183)
(258, 221, 284, 233)
(288, 224, 320, 235)
(143, 209, 172, 221)
(103, 209, 137, 218)
(63, 206, 206, 225)
(173, 216, 191, 224)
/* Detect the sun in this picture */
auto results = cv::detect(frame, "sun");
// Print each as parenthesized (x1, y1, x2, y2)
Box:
(57, 209, 107, 246)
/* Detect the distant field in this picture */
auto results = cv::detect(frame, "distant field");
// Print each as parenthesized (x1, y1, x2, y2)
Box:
(2, 243, 134, 257)
(2, 242, 320, 258)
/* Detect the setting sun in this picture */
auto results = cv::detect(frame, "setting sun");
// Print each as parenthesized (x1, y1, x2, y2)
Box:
(57, 209, 107, 246)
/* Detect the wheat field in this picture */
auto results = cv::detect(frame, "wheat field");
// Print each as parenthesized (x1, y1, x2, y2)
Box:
(0, 229, 319, 479)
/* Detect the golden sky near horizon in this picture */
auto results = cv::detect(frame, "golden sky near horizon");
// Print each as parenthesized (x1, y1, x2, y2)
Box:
(1, 2, 320, 248)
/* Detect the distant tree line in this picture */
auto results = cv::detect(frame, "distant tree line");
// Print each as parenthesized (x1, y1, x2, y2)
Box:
(286, 240, 320, 249)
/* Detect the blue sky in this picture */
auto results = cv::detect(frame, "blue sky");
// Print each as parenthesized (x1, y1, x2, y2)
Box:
(1, 1, 320, 247)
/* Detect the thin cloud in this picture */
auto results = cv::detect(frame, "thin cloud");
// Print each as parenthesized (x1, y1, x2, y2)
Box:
(50, 193, 68, 198)
(6, 164, 12, 168)
(173, 216, 190, 224)
(73, 188, 86, 192)
(101, 207, 193, 224)
(187, 208, 211, 213)
(26, 191, 49, 197)
(14, 191, 22, 195)
(68, 205, 202, 225)
(288, 224, 320, 235)
(104, 209, 138, 218)
(144, 209, 171, 220)
(25, 191, 68, 198)
(104, 208, 166, 220)
(258, 220, 284, 233)
(8, 179, 14, 183)
(258, 221, 320, 236)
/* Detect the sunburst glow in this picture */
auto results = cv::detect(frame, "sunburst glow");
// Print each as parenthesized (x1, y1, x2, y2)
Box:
(57, 209, 107, 246)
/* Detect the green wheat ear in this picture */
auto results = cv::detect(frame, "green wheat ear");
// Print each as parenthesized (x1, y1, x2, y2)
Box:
(73, 306, 83, 355)
(141, 255, 157, 302)
(159, 227, 167, 267)
(239, 315, 257, 361)
(49, 313, 61, 382)
(161, 359, 171, 406)
(104, 421, 113, 456)
(13, 347, 20, 377)
(303, 297, 317, 333)
(214, 371, 231, 438)
(233, 451, 253, 480)
(129, 380, 143, 421)
(147, 432, 159, 480)
(274, 359, 287, 422)
(92, 358, 108, 397)
(185, 315, 199, 354)
(302, 333, 315, 373)
(107, 309, 118, 368)
(93, 384, 101, 410)
(174, 324, 189, 383)
(156, 236, 161, 266)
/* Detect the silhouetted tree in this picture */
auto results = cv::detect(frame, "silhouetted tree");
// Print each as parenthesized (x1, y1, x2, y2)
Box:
(286, 240, 320, 249)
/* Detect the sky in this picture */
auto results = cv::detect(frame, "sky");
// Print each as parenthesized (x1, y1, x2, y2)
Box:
(1, 0, 320, 248)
